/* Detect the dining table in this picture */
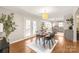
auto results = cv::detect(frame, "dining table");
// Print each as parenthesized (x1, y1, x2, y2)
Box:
(36, 30, 56, 48)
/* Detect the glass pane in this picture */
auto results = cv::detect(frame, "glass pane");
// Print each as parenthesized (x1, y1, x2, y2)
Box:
(44, 21, 52, 32)
(25, 20, 31, 37)
(59, 22, 64, 27)
(33, 21, 37, 35)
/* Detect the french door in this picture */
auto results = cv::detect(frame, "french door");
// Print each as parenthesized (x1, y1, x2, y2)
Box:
(33, 21, 37, 35)
(25, 20, 37, 38)
(25, 20, 31, 37)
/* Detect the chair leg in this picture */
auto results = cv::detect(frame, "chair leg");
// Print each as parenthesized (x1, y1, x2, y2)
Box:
(39, 38, 40, 44)
(36, 37, 39, 44)
(43, 39, 45, 48)
(51, 40, 54, 46)
(49, 40, 51, 49)
(46, 40, 48, 44)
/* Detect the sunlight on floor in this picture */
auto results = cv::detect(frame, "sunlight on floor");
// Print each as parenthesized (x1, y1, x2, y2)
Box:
(57, 32, 64, 45)
(58, 36, 64, 44)
(56, 32, 64, 36)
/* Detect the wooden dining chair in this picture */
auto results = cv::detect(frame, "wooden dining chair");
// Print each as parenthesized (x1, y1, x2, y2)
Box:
(43, 32, 56, 49)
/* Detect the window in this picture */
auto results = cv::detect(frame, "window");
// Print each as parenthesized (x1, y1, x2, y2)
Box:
(25, 20, 31, 37)
(52, 22, 57, 27)
(59, 22, 64, 27)
(33, 21, 37, 35)
(43, 21, 52, 32)
(25, 20, 37, 38)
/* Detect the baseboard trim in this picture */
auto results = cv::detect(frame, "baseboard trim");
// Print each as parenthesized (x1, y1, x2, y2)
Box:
(10, 38, 25, 44)
(10, 35, 35, 44)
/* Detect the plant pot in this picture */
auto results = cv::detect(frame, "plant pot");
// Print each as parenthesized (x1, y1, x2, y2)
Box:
(69, 26, 72, 30)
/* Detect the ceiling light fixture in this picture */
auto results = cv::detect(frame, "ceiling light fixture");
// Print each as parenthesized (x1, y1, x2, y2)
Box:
(41, 8, 49, 20)
(42, 12, 48, 20)
(39, 7, 55, 20)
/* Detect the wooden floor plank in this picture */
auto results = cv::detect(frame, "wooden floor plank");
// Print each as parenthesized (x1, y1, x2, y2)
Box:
(10, 35, 79, 53)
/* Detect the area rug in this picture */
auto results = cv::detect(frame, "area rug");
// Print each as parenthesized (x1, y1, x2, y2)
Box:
(27, 38, 58, 53)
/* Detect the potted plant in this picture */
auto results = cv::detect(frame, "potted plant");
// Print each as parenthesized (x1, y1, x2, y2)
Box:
(0, 13, 16, 42)
(66, 16, 73, 30)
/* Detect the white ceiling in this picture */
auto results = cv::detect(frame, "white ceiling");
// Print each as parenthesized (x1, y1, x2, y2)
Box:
(1, 6, 77, 19)
(18, 6, 75, 16)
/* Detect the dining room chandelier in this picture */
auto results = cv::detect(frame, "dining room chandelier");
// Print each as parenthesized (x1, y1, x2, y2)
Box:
(42, 12, 48, 20)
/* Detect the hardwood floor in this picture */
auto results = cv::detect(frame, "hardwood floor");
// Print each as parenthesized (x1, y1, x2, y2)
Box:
(10, 34, 79, 53)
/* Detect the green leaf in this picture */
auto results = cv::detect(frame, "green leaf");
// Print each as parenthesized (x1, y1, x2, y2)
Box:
(0, 13, 16, 38)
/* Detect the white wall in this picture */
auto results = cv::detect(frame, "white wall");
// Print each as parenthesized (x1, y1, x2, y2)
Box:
(9, 14, 25, 43)
(0, 7, 25, 43)
(0, 7, 43, 43)
(0, 7, 77, 43)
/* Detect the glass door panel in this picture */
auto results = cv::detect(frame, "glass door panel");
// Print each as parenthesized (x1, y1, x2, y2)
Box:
(33, 21, 37, 35)
(25, 20, 31, 37)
